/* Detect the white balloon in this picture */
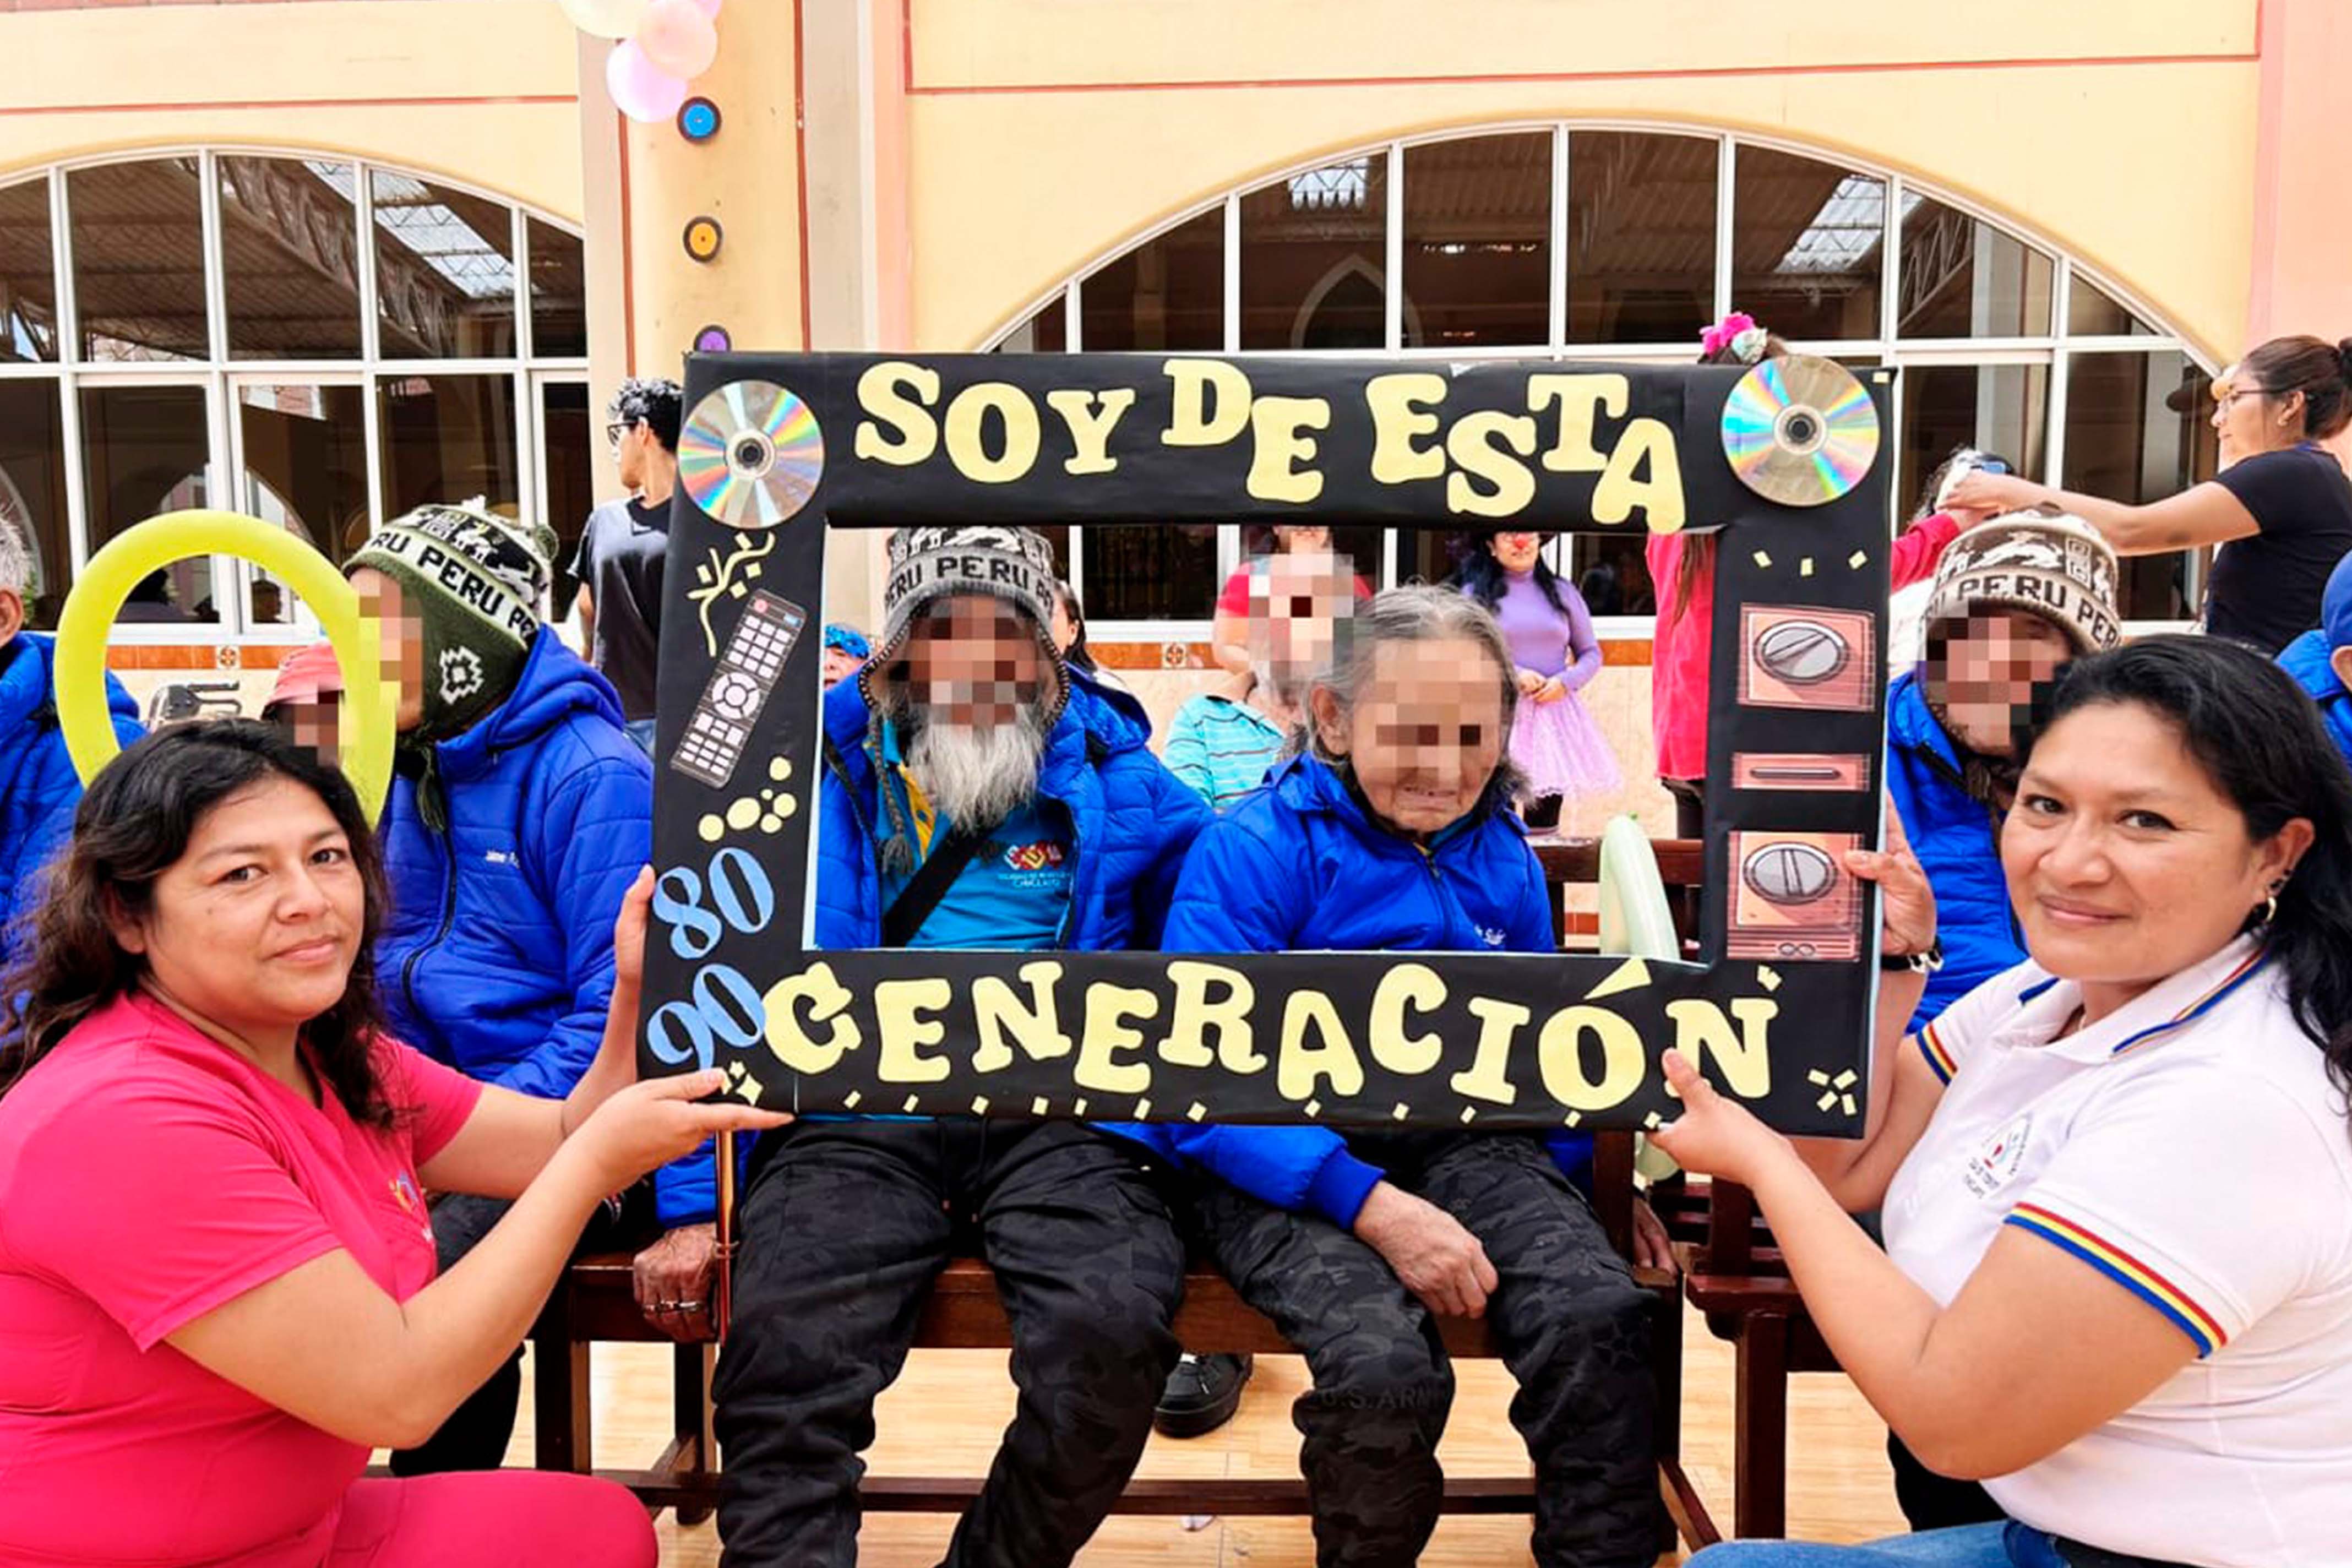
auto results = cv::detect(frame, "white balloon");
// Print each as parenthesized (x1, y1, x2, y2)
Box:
(557, 0, 652, 42)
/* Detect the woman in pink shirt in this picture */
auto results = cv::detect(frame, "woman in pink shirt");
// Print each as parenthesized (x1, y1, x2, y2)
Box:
(1648, 314, 1982, 832)
(0, 721, 786, 1568)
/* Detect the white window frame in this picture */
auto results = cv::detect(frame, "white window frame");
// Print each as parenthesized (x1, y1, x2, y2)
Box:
(0, 146, 591, 641)
(984, 123, 2215, 640)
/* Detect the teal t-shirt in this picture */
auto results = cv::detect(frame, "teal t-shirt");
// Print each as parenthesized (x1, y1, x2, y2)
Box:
(874, 728, 1072, 950)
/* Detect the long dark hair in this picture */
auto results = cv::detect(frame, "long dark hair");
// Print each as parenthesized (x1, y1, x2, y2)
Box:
(1052, 578, 1099, 672)
(1669, 323, 1796, 623)
(1455, 532, 1578, 622)
(2029, 636, 2352, 1118)
(0, 721, 401, 1129)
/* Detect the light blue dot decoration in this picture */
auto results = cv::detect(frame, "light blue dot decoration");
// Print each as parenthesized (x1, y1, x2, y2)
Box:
(678, 97, 722, 144)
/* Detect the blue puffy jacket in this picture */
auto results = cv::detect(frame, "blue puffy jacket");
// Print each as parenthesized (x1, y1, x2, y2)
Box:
(2279, 630, 2352, 767)
(1118, 753, 1589, 1226)
(0, 633, 141, 961)
(375, 626, 662, 1172)
(1883, 671, 2022, 1031)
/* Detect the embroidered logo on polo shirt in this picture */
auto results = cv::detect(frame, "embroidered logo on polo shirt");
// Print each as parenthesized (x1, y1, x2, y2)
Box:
(1964, 1113, 2033, 1198)
(1477, 925, 1508, 948)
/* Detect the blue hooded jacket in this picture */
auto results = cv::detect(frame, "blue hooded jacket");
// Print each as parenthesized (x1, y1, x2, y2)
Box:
(2279, 630, 2352, 768)
(375, 627, 660, 1161)
(1883, 670, 2023, 1031)
(1117, 753, 1588, 1227)
(0, 632, 142, 960)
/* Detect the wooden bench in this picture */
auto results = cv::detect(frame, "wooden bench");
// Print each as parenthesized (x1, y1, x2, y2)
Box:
(535, 1200, 1705, 1540)
(529, 835, 1725, 1548)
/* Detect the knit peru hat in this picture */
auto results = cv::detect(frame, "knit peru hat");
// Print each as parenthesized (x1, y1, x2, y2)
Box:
(858, 525, 1066, 874)
(857, 524, 1064, 712)
(1922, 510, 2124, 660)
(346, 500, 557, 741)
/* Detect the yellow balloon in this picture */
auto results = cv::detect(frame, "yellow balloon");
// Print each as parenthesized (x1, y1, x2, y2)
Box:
(53, 510, 398, 824)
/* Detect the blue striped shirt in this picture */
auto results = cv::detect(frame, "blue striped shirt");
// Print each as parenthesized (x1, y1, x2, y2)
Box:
(1163, 694, 1287, 811)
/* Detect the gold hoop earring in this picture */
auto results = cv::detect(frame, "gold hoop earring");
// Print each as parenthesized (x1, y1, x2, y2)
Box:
(2261, 893, 2279, 927)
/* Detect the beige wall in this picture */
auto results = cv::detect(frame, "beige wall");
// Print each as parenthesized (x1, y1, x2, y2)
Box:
(0, 0, 583, 219)
(903, 0, 2260, 358)
(12, 0, 2331, 682)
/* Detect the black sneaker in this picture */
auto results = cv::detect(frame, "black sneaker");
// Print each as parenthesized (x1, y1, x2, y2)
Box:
(1153, 1352, 1254, 1438)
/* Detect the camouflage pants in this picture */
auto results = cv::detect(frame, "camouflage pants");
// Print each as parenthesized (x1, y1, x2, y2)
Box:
(713, 1119, 1186, 1568)
(1190, 1133, 1667, 1568)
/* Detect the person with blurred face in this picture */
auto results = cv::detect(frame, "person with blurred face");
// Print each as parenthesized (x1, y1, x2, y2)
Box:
(0, 519, 141, 962)
(715, 525, 1213, 1568)
(1211, 522, 1375, 685)
(261, 640, 347, 768)
(1139, 587, 1674, 1568)
(341, 502, 671, 1474)
(1948, 333, 2352, 654)
(1890, 511, 2125, 1037)
(1164, 549, 1353, 811)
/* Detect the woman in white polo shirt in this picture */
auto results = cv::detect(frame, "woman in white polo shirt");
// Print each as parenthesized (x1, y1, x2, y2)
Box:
(1666, 635, 2352, 1568)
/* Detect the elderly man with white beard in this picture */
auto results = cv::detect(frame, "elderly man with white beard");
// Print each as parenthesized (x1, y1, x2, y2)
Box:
(712, 525, 1215, 1568)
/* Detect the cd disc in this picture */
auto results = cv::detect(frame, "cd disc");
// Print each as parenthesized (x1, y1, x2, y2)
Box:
(679, 379, 825, 530)
(1721, 355, 1880, 508)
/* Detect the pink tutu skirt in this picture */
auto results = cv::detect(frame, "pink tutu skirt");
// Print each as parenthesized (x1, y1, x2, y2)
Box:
(1511, 689, 1621, 799)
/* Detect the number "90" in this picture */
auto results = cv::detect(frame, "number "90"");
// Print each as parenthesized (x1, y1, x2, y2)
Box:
(645, 846, 775, 1071)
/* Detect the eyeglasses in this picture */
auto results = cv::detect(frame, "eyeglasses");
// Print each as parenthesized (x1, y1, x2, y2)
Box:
(2210, 383, 2275, 411)
(603, 421, 633, 450)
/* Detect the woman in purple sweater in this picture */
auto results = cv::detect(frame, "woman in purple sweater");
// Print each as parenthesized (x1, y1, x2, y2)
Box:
(1456, 530, 1620, 830)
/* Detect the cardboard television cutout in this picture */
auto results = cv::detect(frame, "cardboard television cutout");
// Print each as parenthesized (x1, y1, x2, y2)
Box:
(646, 352, 1892, 1138)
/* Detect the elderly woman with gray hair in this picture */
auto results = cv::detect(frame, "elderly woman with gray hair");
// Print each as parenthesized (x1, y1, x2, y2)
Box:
(1145, 586, 1673, 1568)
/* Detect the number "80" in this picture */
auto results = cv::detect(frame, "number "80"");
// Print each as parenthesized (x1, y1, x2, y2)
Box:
(645, 846, 775, 1071)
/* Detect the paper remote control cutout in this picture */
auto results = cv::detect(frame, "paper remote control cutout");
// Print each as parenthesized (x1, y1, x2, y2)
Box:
(645, 352, 1893, 1137)
(672, 590, 806, 789)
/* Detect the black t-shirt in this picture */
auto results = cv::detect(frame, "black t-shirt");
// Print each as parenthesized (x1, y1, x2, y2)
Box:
(2207, 445, 2352, 654)
(572, 496, 670, 720)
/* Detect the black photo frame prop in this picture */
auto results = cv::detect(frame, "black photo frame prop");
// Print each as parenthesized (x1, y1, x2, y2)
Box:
(646, 353, 1893, 1137)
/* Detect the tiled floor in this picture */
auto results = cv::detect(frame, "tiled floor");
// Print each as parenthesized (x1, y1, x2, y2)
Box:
(504, 1299, 1909, 1566)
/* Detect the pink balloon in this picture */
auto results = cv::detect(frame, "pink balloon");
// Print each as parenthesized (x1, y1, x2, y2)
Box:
(688, 0, 722, 15)
(606, 41, 688, 123)
(634, 0, 719, 80)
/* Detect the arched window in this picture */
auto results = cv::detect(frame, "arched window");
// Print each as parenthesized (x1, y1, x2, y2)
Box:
(992, 128, 2215, 632)
(0, 151, 592, 633)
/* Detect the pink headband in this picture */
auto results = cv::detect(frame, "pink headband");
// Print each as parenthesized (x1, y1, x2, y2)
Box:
(1701, 312, 1762, 361)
